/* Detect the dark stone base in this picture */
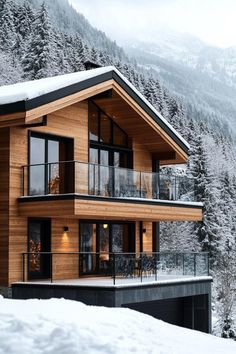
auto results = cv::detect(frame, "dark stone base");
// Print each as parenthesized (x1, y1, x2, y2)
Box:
(12, 278, 212, 333)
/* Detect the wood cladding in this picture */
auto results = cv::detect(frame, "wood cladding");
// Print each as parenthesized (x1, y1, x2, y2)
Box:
(6, 102, 89, 284)
(0, 128, 10, 285)
(51, 219, 79, 280)
(19, 198, 203, 222)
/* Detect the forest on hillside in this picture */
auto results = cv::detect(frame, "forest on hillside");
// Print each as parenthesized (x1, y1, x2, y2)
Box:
(1, 0, 236, 338)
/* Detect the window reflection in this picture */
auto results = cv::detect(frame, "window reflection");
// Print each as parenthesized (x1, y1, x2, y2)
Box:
(89, 102, 128, 147)
(100, 114, 111, 144)
(29, 137, 45, 195)
(89, 106, 99, 141)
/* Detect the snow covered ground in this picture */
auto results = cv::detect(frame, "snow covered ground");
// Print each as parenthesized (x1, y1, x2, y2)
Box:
(0, 296, 235, 354)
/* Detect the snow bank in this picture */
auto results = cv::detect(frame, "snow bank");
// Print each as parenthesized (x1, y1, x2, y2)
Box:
(0, 297, 235, 354)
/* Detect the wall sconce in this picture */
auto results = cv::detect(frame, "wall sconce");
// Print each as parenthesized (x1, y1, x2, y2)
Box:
(103, 224, 108, 229)
(142, 228, 146, 234)
(63, 226, 69, 232)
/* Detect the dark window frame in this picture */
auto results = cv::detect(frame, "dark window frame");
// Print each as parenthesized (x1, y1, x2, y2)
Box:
(79, 220, 135, 254)
(28, 131, 74, 195)
(27, 217, 51, 280)
(89, 100, 129, 149)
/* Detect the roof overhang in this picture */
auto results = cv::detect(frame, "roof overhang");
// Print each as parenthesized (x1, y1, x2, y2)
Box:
(0, 67, 190, 159)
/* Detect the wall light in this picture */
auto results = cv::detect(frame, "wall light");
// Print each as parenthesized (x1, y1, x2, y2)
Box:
(63, 226, 69, 232)
(142, 228, 146, 234)
(103, 224, 108, 229)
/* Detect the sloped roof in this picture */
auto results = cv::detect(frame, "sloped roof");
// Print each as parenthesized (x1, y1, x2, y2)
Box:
(0, 66, 189, 153)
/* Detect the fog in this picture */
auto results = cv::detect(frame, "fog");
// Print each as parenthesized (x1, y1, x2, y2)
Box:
(68, 0, 236, 48)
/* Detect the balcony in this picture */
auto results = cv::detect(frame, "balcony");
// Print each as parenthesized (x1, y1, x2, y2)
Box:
(22, 161, 196, 201)
(19, 161, 202, 221)
(21, 251, 209, 285)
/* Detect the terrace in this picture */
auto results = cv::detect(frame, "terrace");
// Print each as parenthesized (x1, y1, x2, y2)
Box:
(21, 251, 209, 285)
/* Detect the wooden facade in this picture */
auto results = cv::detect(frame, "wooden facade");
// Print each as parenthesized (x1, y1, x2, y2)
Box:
(0, 68, 203, 286)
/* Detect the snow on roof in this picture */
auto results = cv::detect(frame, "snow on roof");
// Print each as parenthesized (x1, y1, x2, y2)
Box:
(0, 66, 113, 105)
(0, 297, 235, 354)
(0, 66, 189, 150)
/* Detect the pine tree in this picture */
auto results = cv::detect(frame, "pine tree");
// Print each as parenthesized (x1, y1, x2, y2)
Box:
(22, 3, 54, 79)
(0, 0, 16, 51)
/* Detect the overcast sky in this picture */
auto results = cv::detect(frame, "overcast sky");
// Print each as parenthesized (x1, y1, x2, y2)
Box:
(68, 0, 236, 48)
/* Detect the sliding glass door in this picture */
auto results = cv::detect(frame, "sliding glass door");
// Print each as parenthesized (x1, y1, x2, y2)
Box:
(79, 222, 135, 275)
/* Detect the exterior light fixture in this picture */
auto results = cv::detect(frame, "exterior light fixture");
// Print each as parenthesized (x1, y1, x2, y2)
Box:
(63, 226, 69, 232)
(142, 228, 146, 234)
(103, 224, 108, 229)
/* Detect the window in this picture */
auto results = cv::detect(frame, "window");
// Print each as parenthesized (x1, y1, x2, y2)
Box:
(89, 102, 128, 147)
(79, 221, 135, 275)
(29, 132, 73, 195)
(88, 102, 133, 197)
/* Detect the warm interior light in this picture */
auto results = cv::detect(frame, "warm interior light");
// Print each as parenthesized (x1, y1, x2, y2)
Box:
(103, 224, 108, 229)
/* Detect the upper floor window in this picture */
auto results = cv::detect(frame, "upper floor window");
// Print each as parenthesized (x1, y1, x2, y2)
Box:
(89, 102, 128, 148)
(29, 132, 73, 195)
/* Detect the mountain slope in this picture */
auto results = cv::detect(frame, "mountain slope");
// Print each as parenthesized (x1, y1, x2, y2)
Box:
(15, 0, 127, 60)
(125, 32, 236, 137)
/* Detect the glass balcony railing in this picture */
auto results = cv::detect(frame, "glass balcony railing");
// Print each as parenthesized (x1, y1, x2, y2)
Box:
(22, 251, 209, 284)
(22, 161, 196, 202)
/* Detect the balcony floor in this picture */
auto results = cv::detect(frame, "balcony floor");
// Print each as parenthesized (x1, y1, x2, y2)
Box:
(15, 274, 212, 288)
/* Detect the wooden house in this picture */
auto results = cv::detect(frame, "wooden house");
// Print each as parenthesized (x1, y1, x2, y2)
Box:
(0, 66, 212, 332)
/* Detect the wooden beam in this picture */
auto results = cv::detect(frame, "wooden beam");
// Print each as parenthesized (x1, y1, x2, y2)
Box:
(152, 151, 176, 161)
(25, 81, 114, 123)
(0, 118, 26, 128)
(112, 82, 188, 163)
(0, 111, 26, 122)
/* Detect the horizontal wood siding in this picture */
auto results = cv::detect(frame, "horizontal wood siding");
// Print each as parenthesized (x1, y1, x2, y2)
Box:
(143, 222, 153, 252)
(19, 198, 202, 222)
(51, 219, 79, 280)
(0, 128, 10, 285)
(7, 102, 88, 285)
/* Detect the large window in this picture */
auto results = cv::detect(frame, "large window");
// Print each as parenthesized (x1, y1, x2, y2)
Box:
(29, 132, 73, 195)
(89, 102, 128, 147)
(89, 102, 132, 169)
(89, 102, 133, 197)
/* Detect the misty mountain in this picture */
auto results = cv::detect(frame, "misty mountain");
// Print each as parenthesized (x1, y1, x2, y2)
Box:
(124, 31, 236, 136)
(15, 0, 127, 61)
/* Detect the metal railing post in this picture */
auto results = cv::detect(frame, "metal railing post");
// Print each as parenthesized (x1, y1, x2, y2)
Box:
(140, 253, 143, 283)
(22, 253, 25, 282)
(48, 163, 51, 194)
(22, 166, 25, 196)
(155, 253, 157, 281)
(194, 253, 196, 276)
(207, 253, 210, 276)
(139, 171, 142, 197)
(113, 253, 116, 285)
(175, 176, 177, 200)
(51, 253, 53, 283)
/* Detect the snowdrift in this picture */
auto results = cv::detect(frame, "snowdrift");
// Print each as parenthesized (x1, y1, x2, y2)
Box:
(0, 296, 235, 354)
